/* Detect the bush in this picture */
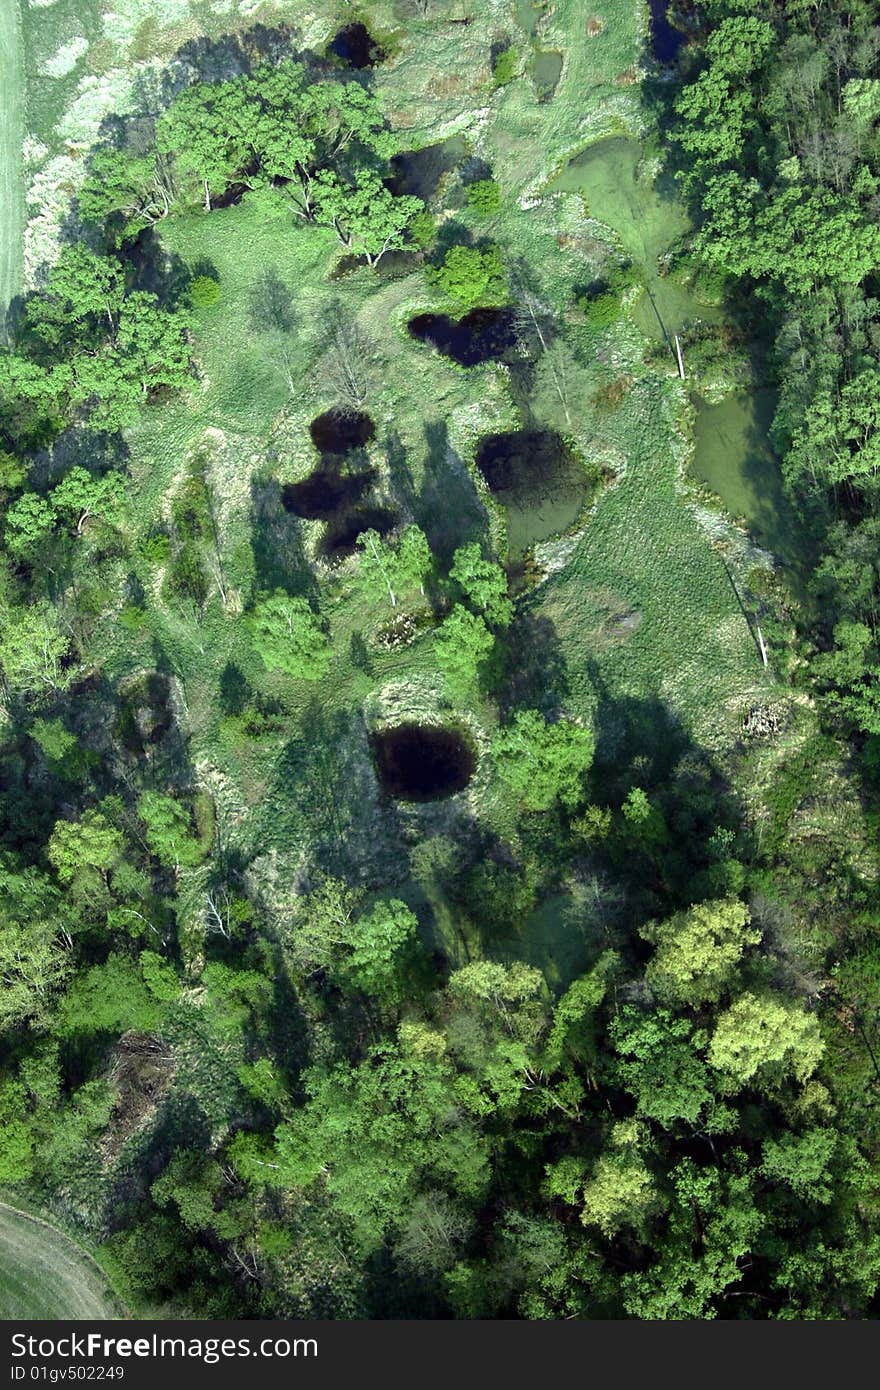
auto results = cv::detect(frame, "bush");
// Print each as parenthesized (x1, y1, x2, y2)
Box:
(466, 180, 502, 215)
(579, 291, 622, 330)
(189, 275, 221, 309)
(492, 46, 519, 87)
(409, 208, 437, 250)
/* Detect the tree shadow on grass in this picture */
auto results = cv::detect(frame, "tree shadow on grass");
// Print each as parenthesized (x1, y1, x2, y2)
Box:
(415, 421, 489, 567)
(249, 474, 316, 599)
(261, 701, 406, 884)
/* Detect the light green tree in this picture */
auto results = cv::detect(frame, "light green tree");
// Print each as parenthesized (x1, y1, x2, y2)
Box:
(249, 593, 331, 680)
(435, 605, 495, 698)
(709, 991, 825, 1085)
(642, 898, 759, 1007)
(492, 709, 594, 811)
(449, 542, 512, 626)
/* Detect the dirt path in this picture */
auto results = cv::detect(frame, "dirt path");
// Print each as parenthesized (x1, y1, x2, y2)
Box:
(0, 1200, 124, 1319)
(0, 0, 25, 343)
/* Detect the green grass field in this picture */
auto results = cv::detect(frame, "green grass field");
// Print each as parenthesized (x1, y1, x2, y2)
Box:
(0, 1201, 123, 1319)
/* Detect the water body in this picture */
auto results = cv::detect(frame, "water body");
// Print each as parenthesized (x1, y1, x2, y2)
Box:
(371, 724, 476, 801)
(648, 0, 686, 65)
(389, 137, 469, 202)
(329, 22, 385, 69)
(549, 136, 705, 345)
(0, 0, 24, 344)
(549, 135, 795, 562)
(533, 50, 563, 102)
(690, 389, 801, 563)
(476, 430, 592, 556)
(408, 308, 518, 366)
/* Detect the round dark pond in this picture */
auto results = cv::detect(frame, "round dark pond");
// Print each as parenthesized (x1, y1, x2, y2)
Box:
(282, 465, 375, 520)
(319, 505, 397, 562)
(475, 429, 593, 555)
(329, 22, 385, 68)
(309, 410, 375, 455)
(408, 308, 518, 366)
(371, 723, 476, 801)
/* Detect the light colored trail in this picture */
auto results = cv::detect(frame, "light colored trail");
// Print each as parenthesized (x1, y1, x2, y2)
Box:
(0, 0, 25, 343)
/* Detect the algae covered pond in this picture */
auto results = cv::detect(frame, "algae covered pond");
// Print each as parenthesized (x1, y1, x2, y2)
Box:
(549, 137, 719, 344)
(550, 136, 798, 564)
(689, 389, 801, 563)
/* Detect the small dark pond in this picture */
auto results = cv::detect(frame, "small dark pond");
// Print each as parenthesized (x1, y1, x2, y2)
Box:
(282, 466, 375, 520)
(309, 410, 375, 455)
(475, 430, 592, 555)
(319, 505, 397, 562)
(648, 0, 685, 64)
(389, 136, 469, 202)
(371, 723, 476, 801)
(408, 307, 518, 366)
(329, 22, 385, 68)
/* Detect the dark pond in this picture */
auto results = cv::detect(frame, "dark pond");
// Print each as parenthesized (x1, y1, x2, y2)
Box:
(648, 0, 685, 64)
(371, 723, 476, 801)
(319, 504, 397, 562)
(309, 409, 375, 455)
(475, 429, 592, 555)
(389, 136, 469, 202)
(329, 22, 385, 68)
(408, 307, 518, 366)
(282, 466, 375, 520)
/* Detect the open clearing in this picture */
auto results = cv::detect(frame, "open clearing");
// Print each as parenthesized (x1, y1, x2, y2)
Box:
(0, 0, 24, 341)
(0, 1201, 122, 1319)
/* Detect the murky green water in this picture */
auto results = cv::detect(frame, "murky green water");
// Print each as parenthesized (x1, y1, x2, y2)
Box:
(548, 137, 706, 340)
(549, 136, 800, 562)
(690, 389, 801, 562)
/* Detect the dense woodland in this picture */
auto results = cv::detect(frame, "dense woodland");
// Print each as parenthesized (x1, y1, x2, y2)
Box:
(2, 0, 880, 1319)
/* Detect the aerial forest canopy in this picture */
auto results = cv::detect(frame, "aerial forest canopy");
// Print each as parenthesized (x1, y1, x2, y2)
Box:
(1, 0, 880, 1323)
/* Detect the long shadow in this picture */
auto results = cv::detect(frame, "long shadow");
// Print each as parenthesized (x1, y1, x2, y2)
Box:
(249, 474, 316, 598)
(260, 701, 406, 883)
(416, 420, 489, 567)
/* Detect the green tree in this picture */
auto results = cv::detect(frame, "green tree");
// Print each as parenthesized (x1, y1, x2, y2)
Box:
(492, 709, 594, 811)
(50, 467, 125, 534)
(47, 810, 125, 891)
(249, 593, 331, 680)
(57, 955, 162, 1038)
(138, 792, 207, 870)
(427, 245, 508, 310)
(78, 149, 171, 243)
(312, 170, 422, 266)
(340, 898, 419, 1001)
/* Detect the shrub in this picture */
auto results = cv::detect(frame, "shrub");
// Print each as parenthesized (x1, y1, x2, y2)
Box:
(427, 244, 507, 310)
(466, 179, 502, 215)
(492, 46, 519, 87)
(189, 275, 221, 309)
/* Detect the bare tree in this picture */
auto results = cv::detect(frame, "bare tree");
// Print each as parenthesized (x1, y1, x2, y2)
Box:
(515, 289, 572, 427)
(322, 302, 375, 411)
